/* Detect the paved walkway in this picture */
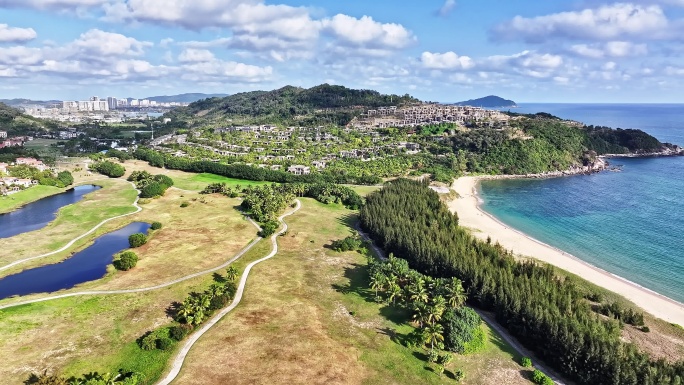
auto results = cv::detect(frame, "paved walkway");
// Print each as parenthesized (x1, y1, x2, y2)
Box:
(0, 180, 142, 272)
(0, 212, 264, 310)
(155, 200, 301, 385)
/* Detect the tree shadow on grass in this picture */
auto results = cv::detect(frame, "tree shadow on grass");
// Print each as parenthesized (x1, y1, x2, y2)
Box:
(331, 262, 375, 302)
(379, 304, 411, 325)
(212, 272, 226, 283)
(335, 213, 358, 229)
(165, 301, 181, 319)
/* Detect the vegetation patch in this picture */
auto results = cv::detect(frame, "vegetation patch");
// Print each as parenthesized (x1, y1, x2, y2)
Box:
(114, 251, 139, 271)
(360, 178, 682, 384)
(91, 161, 125, 178)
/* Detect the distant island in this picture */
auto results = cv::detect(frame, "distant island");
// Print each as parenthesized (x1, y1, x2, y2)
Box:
(454, 95, 517, 108)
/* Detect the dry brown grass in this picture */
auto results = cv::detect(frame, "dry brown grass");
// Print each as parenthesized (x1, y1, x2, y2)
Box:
(172, 199, 531, 385)
(0, 178, 138, 270)
(0, 190, 260, 383)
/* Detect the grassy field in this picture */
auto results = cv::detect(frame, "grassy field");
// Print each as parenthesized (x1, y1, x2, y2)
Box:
(122, 160, 272, 192)
(23, 139, 62, 158)
(0, 185, 64, 214)
(0, 178, 139, 271)
(0, 190, 263, 384)
(171, 199, 532, 385)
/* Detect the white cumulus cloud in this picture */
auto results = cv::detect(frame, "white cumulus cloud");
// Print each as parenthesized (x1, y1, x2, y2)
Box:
(322, 14, 415, 49)
(0, 24, 37, 43)
(491, 3, 670, 42)
(420, 51, 474, 70)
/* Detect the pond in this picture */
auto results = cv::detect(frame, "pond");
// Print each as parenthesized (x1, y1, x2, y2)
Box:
(0, 184, 101, 239)
(0, 221, 150, 300)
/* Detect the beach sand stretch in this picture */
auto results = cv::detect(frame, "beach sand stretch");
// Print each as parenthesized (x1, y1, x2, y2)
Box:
(448, 176, 684, 326)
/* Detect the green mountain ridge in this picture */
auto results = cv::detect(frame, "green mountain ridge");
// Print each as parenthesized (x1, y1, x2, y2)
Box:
(164, 84, 420, 128)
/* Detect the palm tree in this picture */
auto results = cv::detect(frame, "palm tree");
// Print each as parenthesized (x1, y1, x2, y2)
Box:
(387, 281, 402, 305)
(422, 323, 445, 352)
(408, 279, 429, 305)
(444, 277, 467, 309)
(370, 271, 386, 298)
(226, 266, 239, 282)
(178, 300, 195, 324)
(412, 302, 430, 328)
(427, 296, 446, 325)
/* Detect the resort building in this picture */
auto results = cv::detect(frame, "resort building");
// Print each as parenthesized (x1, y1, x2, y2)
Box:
(15, 157, 49, 171)
(287, 165, 311, 175)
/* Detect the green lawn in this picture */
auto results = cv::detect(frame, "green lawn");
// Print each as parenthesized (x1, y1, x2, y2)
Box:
(23, 139, 63, 157)
(172, 172, 273, 191)
(0, 185, 64, 214)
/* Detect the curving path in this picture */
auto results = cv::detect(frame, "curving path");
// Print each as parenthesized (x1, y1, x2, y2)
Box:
(156, 199, 301, 385)
(0, 211, 265, 310)
(0, 180, 142, 272)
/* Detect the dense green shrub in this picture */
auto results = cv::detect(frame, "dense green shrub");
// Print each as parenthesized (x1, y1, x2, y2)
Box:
(532, 370, 554, 385)
(139, 332, 157, 351)
(258, 220, 279, 237)
(56, 171, 74, 186)
(128, 233, 147, 248)
(180, 202, 190, 208)
(114, 251, 138, 271)
(91, 161, 125, 178)
(170, 324, 193, 341)
(443, 307, 484, 354)
(140, 182, 167, 198)
(521, 357, 533, 368)
(330, 236, 363, 252)
(151, 221, 162, 230)
(156, 337, 174, 350)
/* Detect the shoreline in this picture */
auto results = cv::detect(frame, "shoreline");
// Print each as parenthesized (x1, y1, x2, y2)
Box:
(448, 176, 684, 326)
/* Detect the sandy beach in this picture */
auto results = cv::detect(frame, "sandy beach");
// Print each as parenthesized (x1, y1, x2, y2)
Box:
(448, 176, 684, 326)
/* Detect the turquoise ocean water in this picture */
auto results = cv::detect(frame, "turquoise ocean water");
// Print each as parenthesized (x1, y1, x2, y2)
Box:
(480, 104, 684, 302)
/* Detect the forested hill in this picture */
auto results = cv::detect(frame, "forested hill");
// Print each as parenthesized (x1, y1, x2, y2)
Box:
(0, 103, 53, 134)
(164, 84, 420, 128)
(445, 113, 679, 175)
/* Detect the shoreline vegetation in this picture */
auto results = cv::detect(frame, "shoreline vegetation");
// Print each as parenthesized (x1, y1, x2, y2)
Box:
(449, 176, 684, 326)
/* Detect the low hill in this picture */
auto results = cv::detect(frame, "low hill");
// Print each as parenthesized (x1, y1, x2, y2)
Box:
(140, 93, 230, 104)
(0, 99, 61, 108)
(0, 103, 54, 134)
(164, 84, 421, 127)
(454, 95, 516, 108)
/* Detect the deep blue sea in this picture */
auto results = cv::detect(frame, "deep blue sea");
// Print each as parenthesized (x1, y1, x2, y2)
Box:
(481, 103, 684, 302)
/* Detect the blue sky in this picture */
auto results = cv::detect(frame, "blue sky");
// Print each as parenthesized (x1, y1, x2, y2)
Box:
(0, 0, 683, 102)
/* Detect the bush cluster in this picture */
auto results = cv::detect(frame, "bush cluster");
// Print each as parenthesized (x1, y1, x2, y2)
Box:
(114, 251, 138, 271)
(128, 233, 147, 248)
(91, 161, 125, 178)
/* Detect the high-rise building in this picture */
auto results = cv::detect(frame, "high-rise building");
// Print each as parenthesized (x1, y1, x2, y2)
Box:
(140, 99, 150, 107)
(107, 97, 118, 110)
(130, 99, 139, 106)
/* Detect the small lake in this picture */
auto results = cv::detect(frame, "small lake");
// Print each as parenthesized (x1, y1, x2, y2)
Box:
(0, 222, 150, 300)
(0, 184, 101, 239)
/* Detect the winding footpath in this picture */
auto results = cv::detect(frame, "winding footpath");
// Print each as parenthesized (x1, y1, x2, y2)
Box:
(0, 180, 142, 272)
(156, 199, 301, 385)
(0, 212, 264, 310)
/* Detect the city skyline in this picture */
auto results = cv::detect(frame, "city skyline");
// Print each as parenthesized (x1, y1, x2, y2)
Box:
(0, 1, 683, 103)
